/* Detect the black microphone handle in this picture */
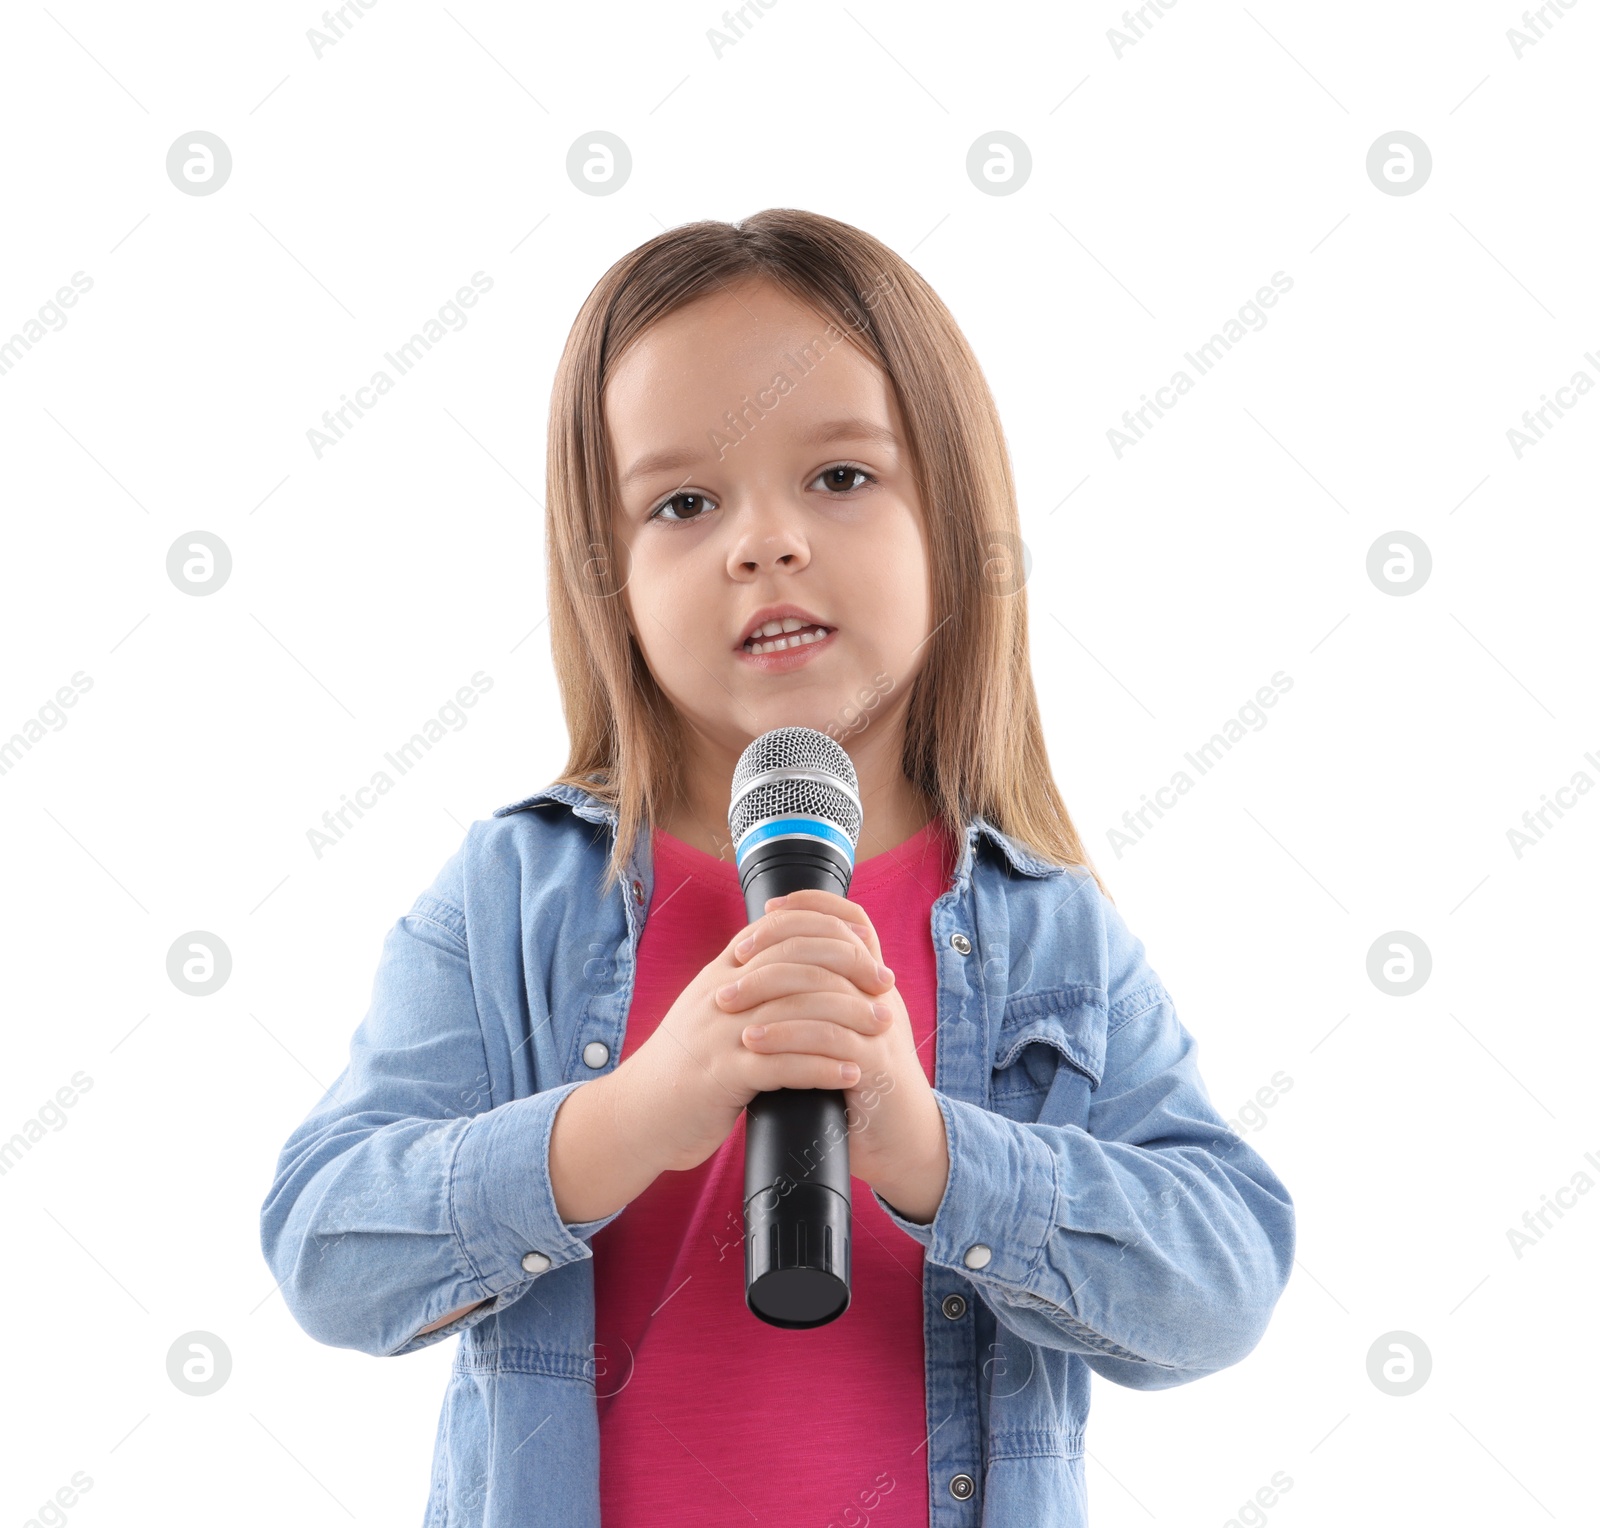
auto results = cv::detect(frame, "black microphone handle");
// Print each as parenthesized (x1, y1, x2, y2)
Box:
(739, 837, 854, 1328)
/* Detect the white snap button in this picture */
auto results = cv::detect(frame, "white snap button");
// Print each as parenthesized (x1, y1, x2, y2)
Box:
(963, 1243, 992, 1270)
(632, 879, 644, 905)
(521, 1251, 551, 1275)
(583, 1041, 610, 1068)
(950, 931, 971, 955)
(949, 1473, 976, 1500)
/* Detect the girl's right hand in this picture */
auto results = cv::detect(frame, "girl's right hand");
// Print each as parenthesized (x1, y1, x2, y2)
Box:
(611, 904, 894, 1174)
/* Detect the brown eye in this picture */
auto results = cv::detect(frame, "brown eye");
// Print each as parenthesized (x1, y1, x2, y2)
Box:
(812, 465, 876, 495)
(650, 492, 715, 524)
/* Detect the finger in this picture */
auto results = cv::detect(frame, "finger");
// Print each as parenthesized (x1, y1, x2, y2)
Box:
(726, 941, 893, 1002)
(768, 891, 881, 961)
(726, 896, 857, 953)
(725, 917, 767, 959)
(764, 889, 864, 928)
(733, 909, 870, 964)
(716, 961, 862, 1013)
(738, 990, 893, 1041)
(742, 1050, 862, 1091)
(740, 1016, 877, 1062)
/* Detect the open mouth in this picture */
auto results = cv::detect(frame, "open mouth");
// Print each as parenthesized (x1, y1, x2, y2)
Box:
(740, 619, 835, 656)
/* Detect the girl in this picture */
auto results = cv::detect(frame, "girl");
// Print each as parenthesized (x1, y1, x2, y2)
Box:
(261, 208, 1295, 1528)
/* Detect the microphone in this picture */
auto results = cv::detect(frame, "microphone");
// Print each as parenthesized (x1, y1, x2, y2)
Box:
(728, 726, 863, 1329)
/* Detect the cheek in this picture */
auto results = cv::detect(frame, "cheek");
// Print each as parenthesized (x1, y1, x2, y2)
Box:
(872, 517, 931, 649)
(623, 561, 685, 650)
(622, 563, 721, 703)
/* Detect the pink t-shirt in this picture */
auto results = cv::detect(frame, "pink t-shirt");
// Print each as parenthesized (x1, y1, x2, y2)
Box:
(592, 817, 957, 1527)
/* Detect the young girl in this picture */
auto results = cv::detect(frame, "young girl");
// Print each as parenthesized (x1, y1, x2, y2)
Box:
(261, 209, 1295, 1528)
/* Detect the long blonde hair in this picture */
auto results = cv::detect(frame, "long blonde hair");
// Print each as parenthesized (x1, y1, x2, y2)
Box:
(543, 208, 1108, 902)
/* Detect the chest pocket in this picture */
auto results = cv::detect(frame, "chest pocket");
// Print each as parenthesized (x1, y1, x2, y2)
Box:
(990, 984, 1106, 1125)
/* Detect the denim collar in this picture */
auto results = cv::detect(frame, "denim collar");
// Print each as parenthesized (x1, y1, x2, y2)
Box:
(492, 779, 1067, 883)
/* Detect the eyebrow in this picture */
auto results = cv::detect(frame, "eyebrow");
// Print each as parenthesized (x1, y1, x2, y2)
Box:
(619, 415, 900, 488)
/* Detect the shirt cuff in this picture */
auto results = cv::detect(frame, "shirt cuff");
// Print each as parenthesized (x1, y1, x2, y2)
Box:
(449, 1080, 625, 1296)
(871, 1090, 1058, 1288)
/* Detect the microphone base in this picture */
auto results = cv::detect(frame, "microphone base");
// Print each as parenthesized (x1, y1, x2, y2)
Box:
(743, 1177, 852, 1329)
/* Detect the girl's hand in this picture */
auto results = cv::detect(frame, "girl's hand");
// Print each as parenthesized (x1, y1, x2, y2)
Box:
(610, 901, 894, 1176)
(728, 889, 949, 1210)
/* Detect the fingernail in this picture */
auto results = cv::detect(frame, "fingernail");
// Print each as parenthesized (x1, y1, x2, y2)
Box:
(848, 924, 867, 941)
(745, 1024, 766, 1040)
(717, 981, 740, 1002)
(841, 1062, 860, 1083)
(870, 1002, 890, 1023)
(765, 895, 788, 908)
(735, 935, 754, 956)
(876, 963, 893, 984)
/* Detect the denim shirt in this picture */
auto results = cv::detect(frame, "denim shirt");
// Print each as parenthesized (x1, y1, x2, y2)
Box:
(260, 781, 1295, 1527)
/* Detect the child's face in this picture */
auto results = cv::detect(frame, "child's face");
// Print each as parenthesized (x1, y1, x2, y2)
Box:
(605, 276, 932, 759)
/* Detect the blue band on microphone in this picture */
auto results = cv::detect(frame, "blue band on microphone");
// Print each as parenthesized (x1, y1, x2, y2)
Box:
(734, 816, 855, 872)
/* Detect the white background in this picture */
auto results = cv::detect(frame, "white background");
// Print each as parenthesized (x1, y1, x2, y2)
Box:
(1, 1, 1595, 1523)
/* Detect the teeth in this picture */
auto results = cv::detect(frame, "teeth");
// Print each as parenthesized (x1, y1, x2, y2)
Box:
(751, 616, 808, 638)
(744, 625, 830, 655)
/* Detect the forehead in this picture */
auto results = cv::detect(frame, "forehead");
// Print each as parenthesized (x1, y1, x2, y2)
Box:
(604, 278, 899, 465)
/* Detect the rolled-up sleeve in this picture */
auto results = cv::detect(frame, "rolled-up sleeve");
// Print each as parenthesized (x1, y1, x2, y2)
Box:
(258, 841, 623, 1358)
(873, 890, 1295, 1387)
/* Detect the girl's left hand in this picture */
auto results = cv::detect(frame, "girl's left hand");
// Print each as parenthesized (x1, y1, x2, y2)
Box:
(726, 887, 949, 1213)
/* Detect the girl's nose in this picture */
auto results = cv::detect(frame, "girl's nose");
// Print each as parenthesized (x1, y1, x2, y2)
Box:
(728, 507, 810, 575)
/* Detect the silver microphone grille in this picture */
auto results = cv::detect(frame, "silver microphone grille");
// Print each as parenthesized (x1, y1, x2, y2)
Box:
(728, 727, 863, 850)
